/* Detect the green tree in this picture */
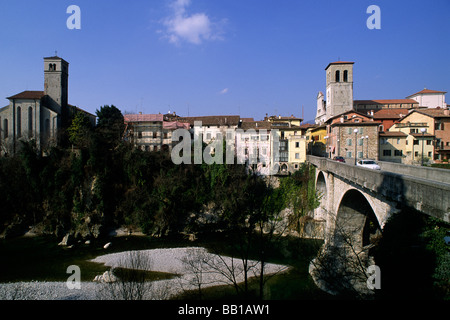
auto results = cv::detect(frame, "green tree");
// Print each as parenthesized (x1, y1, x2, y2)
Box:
(67, 111, 92, 148)
(95, 105, 125, 148)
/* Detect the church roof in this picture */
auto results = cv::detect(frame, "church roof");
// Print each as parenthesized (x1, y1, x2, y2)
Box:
(44, 56, 69, 64)
(325, 61, 354, 70)
(354, 99, 418, 105)
(7, 91, 45, 100)
(407, 88, 447, 97)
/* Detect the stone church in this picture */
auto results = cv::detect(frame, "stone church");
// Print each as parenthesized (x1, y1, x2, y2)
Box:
(0, 56, 95, 155)
(315, 61, 354, 125)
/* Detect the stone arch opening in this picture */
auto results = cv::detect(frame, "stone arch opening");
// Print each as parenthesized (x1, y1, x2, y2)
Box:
(315, 171, 327, 220)
(316, 171, 327, 201)
(335, 189, 381, 251)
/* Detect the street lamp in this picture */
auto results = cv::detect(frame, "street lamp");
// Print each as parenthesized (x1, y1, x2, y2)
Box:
(420, 128, 426, 166)
(354, 129, 358, 165)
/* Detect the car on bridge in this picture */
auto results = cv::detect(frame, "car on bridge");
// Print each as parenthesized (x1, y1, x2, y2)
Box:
(357, 159, 381, 170)
(333, 156, 346, 163)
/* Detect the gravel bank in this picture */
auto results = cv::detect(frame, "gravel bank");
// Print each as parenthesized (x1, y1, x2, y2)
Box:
(0, 247, 288, 300)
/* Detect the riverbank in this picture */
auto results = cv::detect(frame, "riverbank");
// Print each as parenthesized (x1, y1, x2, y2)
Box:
(0, 247, 288, 300)
(0, 233, 329, 300)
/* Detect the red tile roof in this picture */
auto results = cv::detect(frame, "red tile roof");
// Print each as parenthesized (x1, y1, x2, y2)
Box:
(354, 99, 418, 105)
(177, 115, 241, 126)
(7, 90, 45, 100)
(123, 114, 164, 122)
(372, 108, 409, 119)
(163, 121, 190, 130)
(415, 108, 450, 118)
(379, 131, 407, 137)
(408, 88, 447, 96)
(240, 121, 272, 130)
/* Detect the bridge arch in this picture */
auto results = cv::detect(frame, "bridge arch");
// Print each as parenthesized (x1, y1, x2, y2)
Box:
(334, 188, 382, 251)
(315, 171, 328, 220)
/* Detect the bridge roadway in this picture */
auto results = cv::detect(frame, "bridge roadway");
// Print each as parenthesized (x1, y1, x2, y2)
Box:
(307, 155, 450, 224)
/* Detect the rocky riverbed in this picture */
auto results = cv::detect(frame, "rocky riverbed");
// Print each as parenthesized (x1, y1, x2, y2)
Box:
(0, 247, 289, 300)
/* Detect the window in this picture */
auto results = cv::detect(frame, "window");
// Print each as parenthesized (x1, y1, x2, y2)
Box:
(28, 107, 33, 138)
(295, 153, 300, 159)
(428, 152, 432, 158)
(335, 70, 340, 82)
(347, 128, 352, 134)
(295, 142, 300, 148)
(435, 122, 445, 130)
(358, 138, 364, 146)
(380, 138, 387, 145)
(206, 133, 211, 140)
(358, 151, 363, 158)
(397, 138, 401, 145)
(415, 151, 419, 157)
(343, 70, 348, 82)
(152, 131, 157, 138)
(359, 128, 364, 134)
(394, 150, 403, 156)
(3, 119, 8, 138)
(383, 150, 392, 156)
(413, 140, 419, 145)
(17, 107, 21, 138)
(138, 131, 142, 139)
(426, 140, 432, 145)
(347, 138, 352, 146)
(45, 119, 50, 139)
(346, 151, 352, 158)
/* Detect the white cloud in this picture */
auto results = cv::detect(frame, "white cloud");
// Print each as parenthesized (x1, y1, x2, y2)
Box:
(161, 0, 225, 45)
(219, 88, 229, 95)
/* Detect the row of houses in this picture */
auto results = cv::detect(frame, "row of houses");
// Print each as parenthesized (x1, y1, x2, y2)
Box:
(123, 112, 309, 175)
(313, 61, 450, 165)
(308, 106, 450, 165)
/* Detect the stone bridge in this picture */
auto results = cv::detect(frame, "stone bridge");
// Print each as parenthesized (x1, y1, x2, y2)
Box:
(308, 155, 450, 242)
(306, 155, 450, 295)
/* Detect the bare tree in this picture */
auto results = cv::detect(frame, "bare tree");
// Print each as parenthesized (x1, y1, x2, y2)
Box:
(97, 251, 154, 300)
(309, 213, 378, 299)
(179, 248, 216, 299)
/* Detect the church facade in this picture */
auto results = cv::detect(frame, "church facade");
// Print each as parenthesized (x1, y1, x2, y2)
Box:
(0, 56, 95, 155)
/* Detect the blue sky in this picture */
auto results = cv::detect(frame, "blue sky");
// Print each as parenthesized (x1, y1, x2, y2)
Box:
(0, 0, 449, 122)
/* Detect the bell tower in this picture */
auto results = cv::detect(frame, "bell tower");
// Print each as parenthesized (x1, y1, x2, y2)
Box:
(44, 56, 69, 113)
(325, 61, 354, 120)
